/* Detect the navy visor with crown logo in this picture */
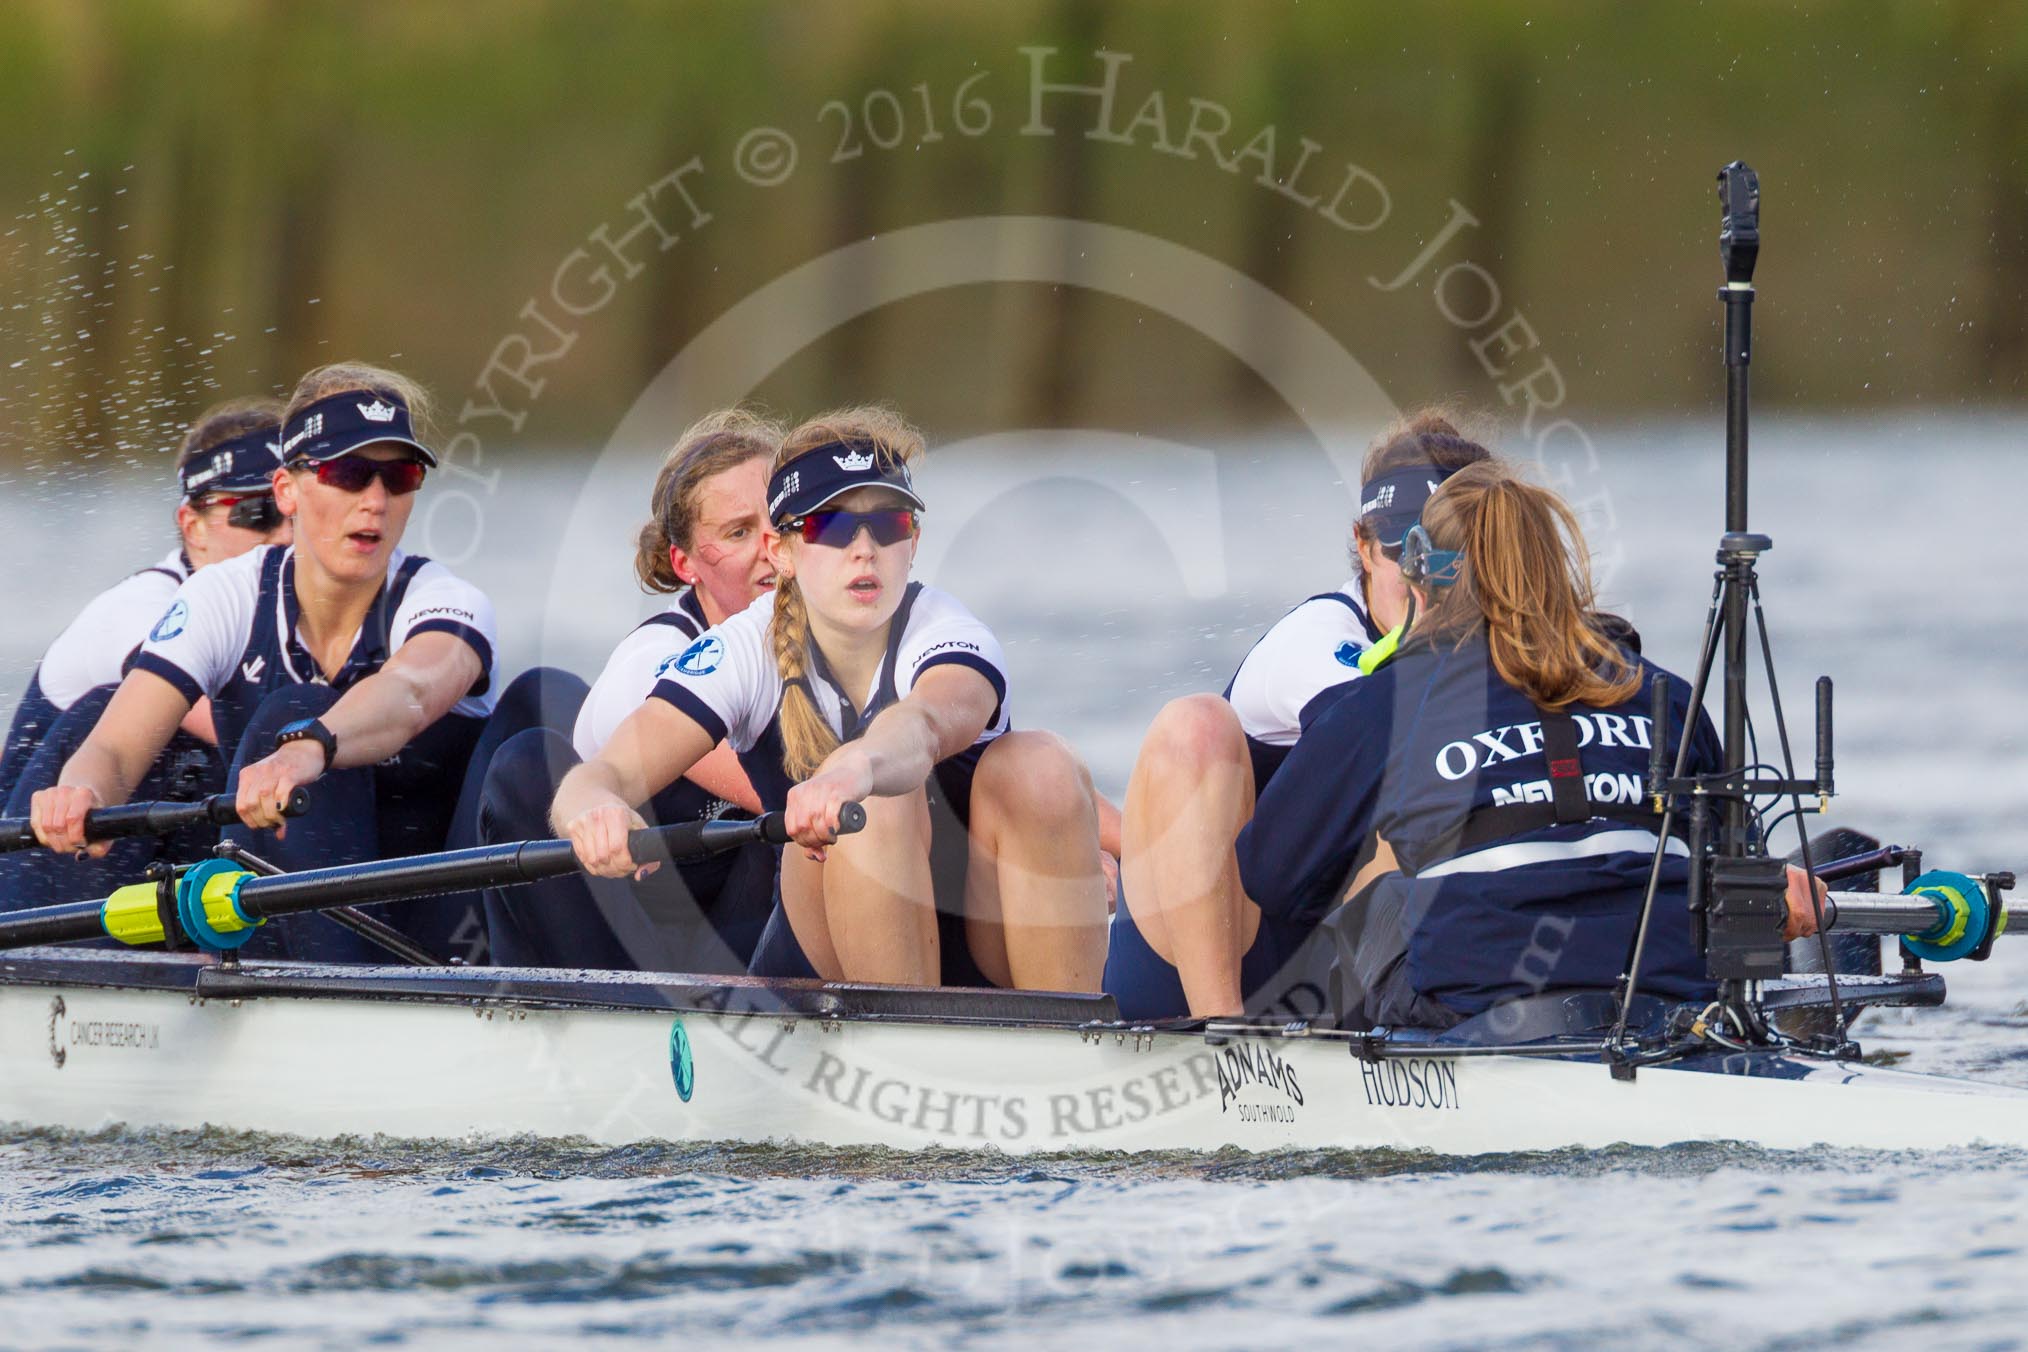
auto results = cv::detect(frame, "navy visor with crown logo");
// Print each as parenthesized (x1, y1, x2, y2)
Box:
(179, 427, 286, 500)
(279, 391, 438, 468)
(1358, 462, 1460, 547)
(766, 439, 926, 527)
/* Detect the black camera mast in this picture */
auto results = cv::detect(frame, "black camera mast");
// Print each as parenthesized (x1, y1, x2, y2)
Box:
(1607, 163, 1844, 1073)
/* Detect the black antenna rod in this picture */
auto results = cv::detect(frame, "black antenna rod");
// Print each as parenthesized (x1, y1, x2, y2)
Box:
(1717, 161, 1760, 852)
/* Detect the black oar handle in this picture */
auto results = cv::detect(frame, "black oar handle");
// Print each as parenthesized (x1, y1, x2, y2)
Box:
(626, 800, 864, 858)
(0, 789, 310, 853)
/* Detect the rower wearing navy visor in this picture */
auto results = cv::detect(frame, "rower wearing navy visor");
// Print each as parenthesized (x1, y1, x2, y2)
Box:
(27, 363, 500, 963)
(1106, 411, 1489, 1018)
(470, 407, 783, 972)
(0, 398, 291, 911)
(553, 406, 1111, 991)
(1234, 458, 1823, 1028)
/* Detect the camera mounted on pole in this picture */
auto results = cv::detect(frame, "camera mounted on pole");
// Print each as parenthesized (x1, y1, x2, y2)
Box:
(1607, 163, 1848, 1075)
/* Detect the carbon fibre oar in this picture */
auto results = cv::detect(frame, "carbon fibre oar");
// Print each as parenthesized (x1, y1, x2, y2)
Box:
(0, 789, 309, 853)
(0, 804, 864, 952)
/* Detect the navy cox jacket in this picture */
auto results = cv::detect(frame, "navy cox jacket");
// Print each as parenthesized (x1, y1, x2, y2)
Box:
(1234, 628, 1721, 1018)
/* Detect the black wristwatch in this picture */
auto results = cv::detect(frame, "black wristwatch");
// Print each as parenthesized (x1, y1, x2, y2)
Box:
(275, 717, 338, 770)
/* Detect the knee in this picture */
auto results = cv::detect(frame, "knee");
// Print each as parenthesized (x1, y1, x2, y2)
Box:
(1139, 693, 1245, 779)
(481, 728, 577, 839)
(978, 730, 1095, 831)
(490, 666, 589, 737)
(832, 783, 932, 855)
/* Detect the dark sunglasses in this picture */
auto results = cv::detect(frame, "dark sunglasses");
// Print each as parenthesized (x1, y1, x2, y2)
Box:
(788, 509, 918, 548)
(221, 494, 284, 531)
(296, 455, 427, 496)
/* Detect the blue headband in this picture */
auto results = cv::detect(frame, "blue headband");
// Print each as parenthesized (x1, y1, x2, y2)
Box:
(766, 440, 926, 526)
(180, 426, 284, 500)
(279, 390, 437, 467)
(1358, 462, 1457, 547)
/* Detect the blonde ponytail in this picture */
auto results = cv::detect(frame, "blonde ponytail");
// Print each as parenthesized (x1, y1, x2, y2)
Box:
(770, 575, 839, 779)
(1418, 460, 1641, 711)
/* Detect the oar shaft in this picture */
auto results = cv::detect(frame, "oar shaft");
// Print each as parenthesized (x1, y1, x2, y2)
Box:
(0, 805, 861, 952)
(1820, 890, 2023, 938)
(232, 814, 805, 920)
(0, 899, 108, 947)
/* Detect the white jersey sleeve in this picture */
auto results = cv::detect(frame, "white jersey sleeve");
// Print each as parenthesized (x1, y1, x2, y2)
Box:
(36, 556, 187, 711)
(648, 592, 782, 753)
(129, 548, 263, 705)
(897, 586, 1011, 736)
(574, 605, 703, 760)
(390, 560, 500, 718)
(1225, 585, 1376, 748)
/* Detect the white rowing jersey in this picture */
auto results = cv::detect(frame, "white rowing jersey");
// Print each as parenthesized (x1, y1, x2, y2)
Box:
(2, 549, 193, 799)
(131, 544, 498, 754)
(1223, 579, 1385, 788)
(573, 588, 714, 761)
(36, 549, 191, 713)
(648, 582, 1009, 809)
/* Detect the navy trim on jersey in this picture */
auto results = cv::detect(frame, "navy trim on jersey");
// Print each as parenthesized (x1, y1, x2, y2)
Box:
(278, 553, 431, 688)
(678, 589, 709, 632)
(798, 582, 925, 743)
(405, 619, 495, 697)
(654, 679, 730, 746)
(131, 652, 206, 705)
(1302, 589, 1385, 643)
(633, 589, 710, 643)
(917, 650, 1007, 728)
(1221, 585, 1376, 795)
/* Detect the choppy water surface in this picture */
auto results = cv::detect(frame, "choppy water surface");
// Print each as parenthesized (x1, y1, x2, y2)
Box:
(3, 418, 2027, 1347)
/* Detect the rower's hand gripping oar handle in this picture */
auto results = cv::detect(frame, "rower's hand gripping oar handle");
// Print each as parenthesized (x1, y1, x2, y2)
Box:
(0, 789, 310, 853)
(621, 800, 864, 863)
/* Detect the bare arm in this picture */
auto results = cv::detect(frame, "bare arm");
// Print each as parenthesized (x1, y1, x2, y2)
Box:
(34, 668, 194, 854)
(683, 739, 763, 815)
(553, 696, 719, 877)
(234, 632, 484, 832)
(782, 663, 996, 849)
(179, 697, 218, 746)
(1093, 789, 1122, 861)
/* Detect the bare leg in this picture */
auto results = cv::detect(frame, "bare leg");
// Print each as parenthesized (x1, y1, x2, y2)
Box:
(963, 731, 1109, 992)
(780, 786, 938, 984)
(1120, 693, 1261, 1016)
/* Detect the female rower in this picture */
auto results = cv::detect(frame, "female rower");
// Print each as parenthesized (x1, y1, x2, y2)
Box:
(473, 407, 782, 971)
(553, 407, 1110, 990)
(29, 363, 499, 962)
(1234, 459, 1820, 1027)
(0, 398, 290, 908)
(1106, 411, 1489, 1018)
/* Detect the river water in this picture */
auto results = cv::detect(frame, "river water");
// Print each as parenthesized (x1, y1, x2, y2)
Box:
(2, 416, 2026, 1347)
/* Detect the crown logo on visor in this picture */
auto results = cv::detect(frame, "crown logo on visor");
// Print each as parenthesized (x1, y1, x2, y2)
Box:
(832, 447, 875, 472)
(358, 398, 399, 424)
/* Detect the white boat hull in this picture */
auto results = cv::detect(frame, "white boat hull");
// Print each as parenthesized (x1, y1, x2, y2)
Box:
(4, 953, 2027, 1156)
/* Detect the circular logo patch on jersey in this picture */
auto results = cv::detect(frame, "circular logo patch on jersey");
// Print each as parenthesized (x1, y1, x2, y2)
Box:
(1334, 640, 1362, 668)
(674, 634, 724, 677)
(150, 599, 189, 643)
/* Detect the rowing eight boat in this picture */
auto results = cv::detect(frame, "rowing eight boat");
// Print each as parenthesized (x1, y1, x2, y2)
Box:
(4, 947, 2027, 1155)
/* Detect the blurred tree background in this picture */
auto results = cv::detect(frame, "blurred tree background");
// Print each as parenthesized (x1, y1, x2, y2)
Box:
(1, 0, 2023, 473)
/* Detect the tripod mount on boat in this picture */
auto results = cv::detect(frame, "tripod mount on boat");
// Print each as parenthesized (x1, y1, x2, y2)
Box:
(1599, 162, 2014, 1076)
